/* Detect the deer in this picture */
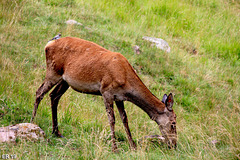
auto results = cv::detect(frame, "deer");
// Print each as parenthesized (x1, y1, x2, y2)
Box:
(31, 36, 177, 151)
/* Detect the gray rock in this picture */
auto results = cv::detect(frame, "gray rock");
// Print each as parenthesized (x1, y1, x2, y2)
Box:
(0, 123, 45, 143)
(142, 36, 171, 53)
(65, 19, 83, 26)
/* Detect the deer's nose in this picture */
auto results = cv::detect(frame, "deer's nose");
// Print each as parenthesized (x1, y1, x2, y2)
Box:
(171, 122, 176, 130)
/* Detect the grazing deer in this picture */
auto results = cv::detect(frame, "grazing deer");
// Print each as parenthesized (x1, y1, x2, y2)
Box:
(31, 37, 177, 151)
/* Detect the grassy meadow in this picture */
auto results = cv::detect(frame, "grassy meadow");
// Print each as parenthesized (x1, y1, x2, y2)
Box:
(0, 0, 240, 159)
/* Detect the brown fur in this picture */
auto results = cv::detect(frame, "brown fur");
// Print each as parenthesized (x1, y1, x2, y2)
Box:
(31, 37, 177, 151)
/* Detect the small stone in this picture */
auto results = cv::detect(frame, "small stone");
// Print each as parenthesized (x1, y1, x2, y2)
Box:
(144, 135, 165, 141)
(133, 45, 141, 54)
(65, 19, 83, 25)
(84, 27, 91, 30)
(210, 140, 219, 145)
(192, 48, 198, 55)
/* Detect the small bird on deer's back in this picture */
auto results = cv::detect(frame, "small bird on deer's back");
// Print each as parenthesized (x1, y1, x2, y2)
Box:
(48, 34, 61, 42)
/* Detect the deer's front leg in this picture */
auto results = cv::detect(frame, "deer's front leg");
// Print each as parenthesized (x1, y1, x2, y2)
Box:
(115, 101, 136, 150)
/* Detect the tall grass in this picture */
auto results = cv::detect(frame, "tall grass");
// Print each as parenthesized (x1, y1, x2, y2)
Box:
(0, 0, 239, 159)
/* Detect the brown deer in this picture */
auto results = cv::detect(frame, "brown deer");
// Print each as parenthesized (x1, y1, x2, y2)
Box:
(31, 37, 177, 151)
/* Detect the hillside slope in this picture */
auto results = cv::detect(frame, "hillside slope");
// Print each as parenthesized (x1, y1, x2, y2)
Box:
(0, 0, 239, 159)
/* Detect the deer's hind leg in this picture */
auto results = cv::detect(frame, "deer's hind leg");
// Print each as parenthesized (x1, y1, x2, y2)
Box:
(31, 71, 61, 122)
(49, 79, 69, 137)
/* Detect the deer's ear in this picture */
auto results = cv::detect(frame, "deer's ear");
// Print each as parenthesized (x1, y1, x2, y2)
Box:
(162, 94, 168, 103)
(166, 93, 174, 111)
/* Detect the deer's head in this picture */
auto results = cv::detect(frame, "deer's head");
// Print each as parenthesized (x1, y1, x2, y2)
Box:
(155, 93, 177, 148)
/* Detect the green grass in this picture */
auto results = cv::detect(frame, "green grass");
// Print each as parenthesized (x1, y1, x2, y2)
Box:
(0, 0, 240, 159)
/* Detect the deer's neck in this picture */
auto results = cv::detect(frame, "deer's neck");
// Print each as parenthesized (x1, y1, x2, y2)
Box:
(126, 78, 165, 120)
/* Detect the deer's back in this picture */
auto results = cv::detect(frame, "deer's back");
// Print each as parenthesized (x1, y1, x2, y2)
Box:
(44, 37, 137, 96)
